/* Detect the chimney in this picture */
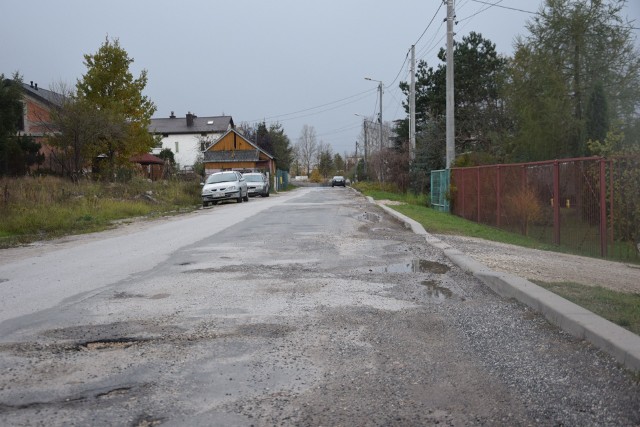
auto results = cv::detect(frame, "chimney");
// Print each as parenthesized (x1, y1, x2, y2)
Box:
(170, 111, 176, 119)
(34, 83, 38, 90)
(30, 81, 33, 88)
(186, 112, 195, 127)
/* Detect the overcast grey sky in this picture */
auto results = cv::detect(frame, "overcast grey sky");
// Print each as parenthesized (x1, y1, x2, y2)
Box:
(2, 0, 639, 156)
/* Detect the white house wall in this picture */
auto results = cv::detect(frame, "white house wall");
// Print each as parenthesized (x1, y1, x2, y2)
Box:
(153, 133, 223, 169)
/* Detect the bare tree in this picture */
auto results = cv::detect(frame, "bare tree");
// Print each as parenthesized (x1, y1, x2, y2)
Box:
(296, 124, 318, 175)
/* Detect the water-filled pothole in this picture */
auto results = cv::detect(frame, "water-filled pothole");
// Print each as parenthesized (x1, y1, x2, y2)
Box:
(357, 212, 381, 222)
(421, 280, 453, 299)
(366, 259, 450, 274)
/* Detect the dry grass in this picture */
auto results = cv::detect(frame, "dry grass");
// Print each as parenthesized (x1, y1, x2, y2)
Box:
(0, 176, 201, 247)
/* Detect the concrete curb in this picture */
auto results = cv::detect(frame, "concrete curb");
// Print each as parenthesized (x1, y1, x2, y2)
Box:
(372, 198, 640, 372)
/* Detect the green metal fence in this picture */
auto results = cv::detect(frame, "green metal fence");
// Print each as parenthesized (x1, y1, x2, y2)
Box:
(275, 169, 289, 191)
(430, 169, 450, 212)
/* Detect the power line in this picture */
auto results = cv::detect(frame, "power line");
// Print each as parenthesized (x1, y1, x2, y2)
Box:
(458, 0, 504, 23)
(414, 1, 445, 46)
(248, 88, 377, 123)
(385, 49, 410, 89)
(470, 0, 536, 15)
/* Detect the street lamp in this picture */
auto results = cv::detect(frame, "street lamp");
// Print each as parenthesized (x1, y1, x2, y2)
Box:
(365, 77, 384, 181)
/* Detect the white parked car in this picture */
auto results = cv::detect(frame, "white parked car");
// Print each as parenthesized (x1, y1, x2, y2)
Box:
(201, 171, 248, 207)
(243, 172, 270, 197)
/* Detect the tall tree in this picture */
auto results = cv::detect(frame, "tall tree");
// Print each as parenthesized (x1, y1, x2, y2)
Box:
(296, 124, 318, 175)
(76, 37, 157, 177)
(400, 32, 509, 169)
(333, 153, 345, 174)
(255, 121, 274, 155)
(316, 142, 333, 178)
(508, 0, 640, 159)
(586, 81, 609, 144)
(268, 122, 293, 172)
(48, 94, 126, 179)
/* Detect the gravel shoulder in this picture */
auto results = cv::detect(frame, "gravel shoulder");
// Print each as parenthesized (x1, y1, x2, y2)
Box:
(435, 234, 640, 294)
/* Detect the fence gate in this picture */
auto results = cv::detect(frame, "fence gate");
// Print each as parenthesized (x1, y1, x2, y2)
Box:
(430, 169, 450, 212)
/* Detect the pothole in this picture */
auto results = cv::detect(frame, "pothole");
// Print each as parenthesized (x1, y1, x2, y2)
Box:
(112, 292, 144, 299)
(235, 323, 296, 339)
(421, 280, 453, 300)
(77, 338, 147, 351)
(364, 259, 450, 274)
(96, 387, 132, 399)
(356, 212, 381, 222)
(134, 416, 164, 427)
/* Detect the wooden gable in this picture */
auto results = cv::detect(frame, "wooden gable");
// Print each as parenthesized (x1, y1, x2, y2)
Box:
(203, 129, 276, 174)
(207, 129, 256, 152)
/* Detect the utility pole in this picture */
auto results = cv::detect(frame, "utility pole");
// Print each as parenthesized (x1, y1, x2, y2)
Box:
(409, 45, 416, 163)
(446, 0, 455, 168)
(354, 141, 358, 182)
(363, 120, 368, 179)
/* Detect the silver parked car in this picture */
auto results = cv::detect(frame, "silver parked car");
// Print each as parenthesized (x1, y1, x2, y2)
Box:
(201, 171, 248, 207)
(244, 172, 270, 197)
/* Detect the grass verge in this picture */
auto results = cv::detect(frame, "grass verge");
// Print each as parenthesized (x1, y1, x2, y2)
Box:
(0, 176, 202, 248)
(533, 281, 640, 335)
(354, 184, 557, 251)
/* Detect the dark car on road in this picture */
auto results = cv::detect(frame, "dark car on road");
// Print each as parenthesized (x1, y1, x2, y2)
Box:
(331, 176, 346, 187)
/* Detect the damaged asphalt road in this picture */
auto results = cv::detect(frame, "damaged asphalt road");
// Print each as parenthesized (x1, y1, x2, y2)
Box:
(0, 188, 638, 426)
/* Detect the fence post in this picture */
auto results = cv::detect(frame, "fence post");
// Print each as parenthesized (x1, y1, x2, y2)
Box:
(476, 167, 481, 222)
(496, 165, 501, 227)
(600, 159, 607, 257)
(460, 168, 467, 218)
(553, 161, 560, 245)
(609, 160, 614, 249)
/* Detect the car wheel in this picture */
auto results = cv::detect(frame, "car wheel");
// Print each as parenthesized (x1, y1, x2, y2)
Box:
(203, 201, 208, 207)
(243, 193, 249, 202)
(211, 201, 218, 205)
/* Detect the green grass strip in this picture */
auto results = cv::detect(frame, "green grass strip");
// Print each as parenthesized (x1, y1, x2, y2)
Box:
(533, 281, 640, 335)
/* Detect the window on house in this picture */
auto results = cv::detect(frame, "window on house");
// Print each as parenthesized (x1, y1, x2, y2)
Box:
(175, 141, 179, 153)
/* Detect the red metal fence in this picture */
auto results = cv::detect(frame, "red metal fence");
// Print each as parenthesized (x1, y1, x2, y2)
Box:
(450, 156, 639, 261)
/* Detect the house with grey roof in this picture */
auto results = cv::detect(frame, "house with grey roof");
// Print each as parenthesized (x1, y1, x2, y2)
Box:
(149, 112, 234, 170)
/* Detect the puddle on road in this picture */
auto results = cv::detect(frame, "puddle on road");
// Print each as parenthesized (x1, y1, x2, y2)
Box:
(421, 280, 453, 300)
(357, 212, 382, 222)
(366, 259, 450, 274)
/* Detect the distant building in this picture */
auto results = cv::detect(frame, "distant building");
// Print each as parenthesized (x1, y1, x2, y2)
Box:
(149, 112, 234, 170)
(18, 81, 64, 172)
